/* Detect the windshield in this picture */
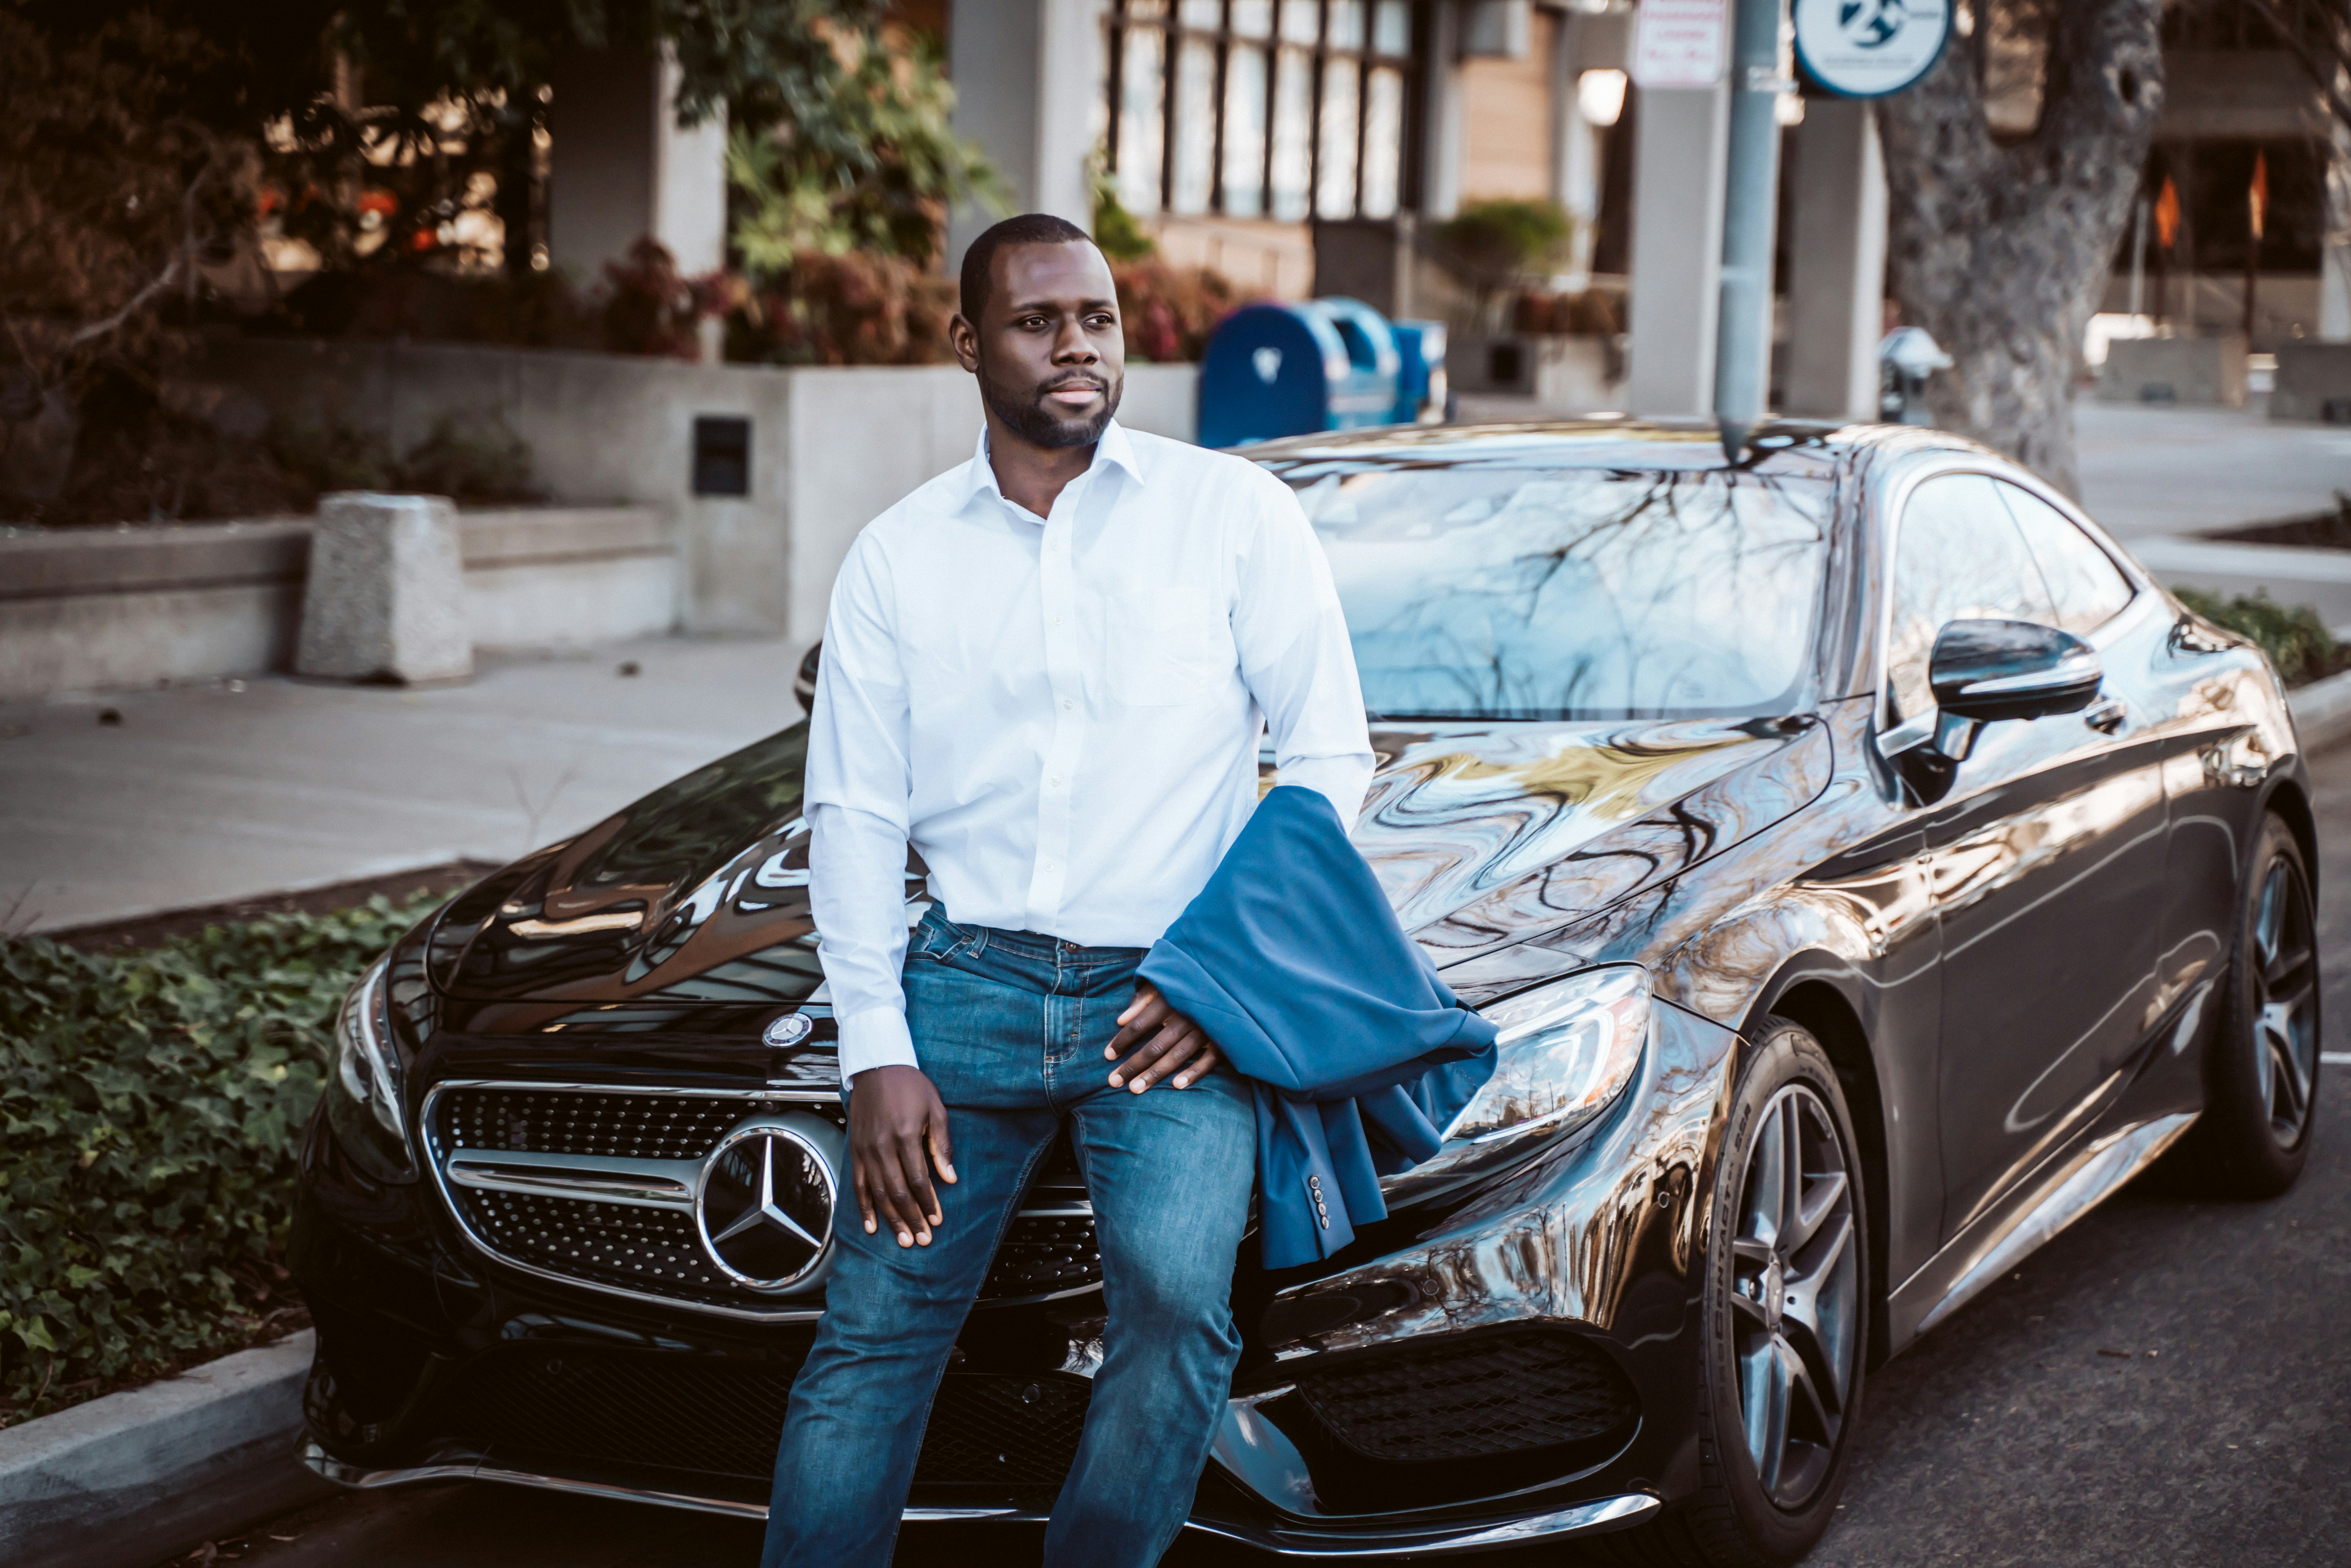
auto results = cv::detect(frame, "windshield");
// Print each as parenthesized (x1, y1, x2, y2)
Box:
(1284, 465, 1832, 720)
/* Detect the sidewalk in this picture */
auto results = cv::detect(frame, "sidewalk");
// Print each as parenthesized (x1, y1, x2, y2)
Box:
(2076, 402, 2351, 538)
(0, 635, 803, 935)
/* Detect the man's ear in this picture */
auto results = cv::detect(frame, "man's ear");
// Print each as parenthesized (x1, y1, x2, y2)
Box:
(948, 312, 981, 374)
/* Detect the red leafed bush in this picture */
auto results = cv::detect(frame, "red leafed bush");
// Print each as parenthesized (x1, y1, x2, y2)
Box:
(1111, 260, 1248, 363)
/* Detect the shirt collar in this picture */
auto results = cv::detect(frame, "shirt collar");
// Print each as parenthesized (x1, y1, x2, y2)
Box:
(959, 417, 1144, 520)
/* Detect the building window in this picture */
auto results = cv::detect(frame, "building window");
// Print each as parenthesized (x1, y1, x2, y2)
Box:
(1107, 0, 1418, 223)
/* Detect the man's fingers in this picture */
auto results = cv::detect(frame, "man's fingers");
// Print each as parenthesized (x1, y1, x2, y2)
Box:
(860, 1151, 916, 1245)
(927, 1114, 957, 1185)
(893, 1129, 943, 1231)
(1114, 980, 1164, 1030)
(1108, 1020, 1183, 1086)
(1168, 1040, 1223, 1089)
(853, 1159, 879, 1236)
(1106, 996, 1170, 1058)
(1116, 1022, 1207, 1091)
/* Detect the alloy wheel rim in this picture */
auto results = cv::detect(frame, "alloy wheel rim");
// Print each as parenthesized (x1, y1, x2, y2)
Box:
(2250, 855, 2320, 1148)
(1729, 1083, 1860, 1510)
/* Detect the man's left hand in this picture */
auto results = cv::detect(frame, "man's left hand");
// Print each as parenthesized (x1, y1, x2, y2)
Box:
(1107, 980, 1222, 1091)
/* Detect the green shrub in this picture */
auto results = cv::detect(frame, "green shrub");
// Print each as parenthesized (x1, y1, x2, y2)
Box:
(2173, 587, 2351, 689)
(0, 894, 436, 1424)
(396, 413, 541, 504)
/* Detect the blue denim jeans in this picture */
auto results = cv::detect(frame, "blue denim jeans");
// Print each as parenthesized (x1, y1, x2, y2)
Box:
(761, 907, 1257, 1568)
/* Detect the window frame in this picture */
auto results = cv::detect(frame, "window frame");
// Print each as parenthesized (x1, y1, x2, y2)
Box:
(1105, 0, 1421, 222)
(1868, 453, 2155, 743)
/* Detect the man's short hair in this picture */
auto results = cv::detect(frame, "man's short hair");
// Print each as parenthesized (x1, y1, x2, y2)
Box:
(959, 213, 1097, 325)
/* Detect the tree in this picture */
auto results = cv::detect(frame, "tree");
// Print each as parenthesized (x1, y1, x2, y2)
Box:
(1876, 0, 2167, 496)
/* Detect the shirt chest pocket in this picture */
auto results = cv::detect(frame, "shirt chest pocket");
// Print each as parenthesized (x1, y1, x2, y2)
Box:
(1104, 589, 1234, 708)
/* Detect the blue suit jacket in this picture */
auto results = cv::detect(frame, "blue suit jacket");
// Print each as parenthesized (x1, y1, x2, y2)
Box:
(1138, 786, 1498, 1269)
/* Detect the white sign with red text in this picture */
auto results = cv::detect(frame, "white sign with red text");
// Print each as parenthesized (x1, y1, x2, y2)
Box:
(1631, 0, 1729, 90)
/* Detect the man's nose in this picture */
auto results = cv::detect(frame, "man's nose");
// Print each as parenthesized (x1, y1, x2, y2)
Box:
(1051, 318, 1099, 362)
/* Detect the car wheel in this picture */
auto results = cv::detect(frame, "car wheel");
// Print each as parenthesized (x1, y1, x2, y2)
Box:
(2173, 812, 2321, 1199)
(1595, 1020, 1869, 1568)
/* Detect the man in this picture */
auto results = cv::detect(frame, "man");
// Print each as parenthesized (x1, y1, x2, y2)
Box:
(764, 212, 1373, 1568)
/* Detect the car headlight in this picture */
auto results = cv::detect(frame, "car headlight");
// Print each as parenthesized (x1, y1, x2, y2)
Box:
(324, 956, 417, 1183)
(1444, 966, 1650, 1147)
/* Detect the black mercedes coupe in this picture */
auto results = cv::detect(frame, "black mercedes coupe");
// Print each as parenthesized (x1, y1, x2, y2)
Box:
(292, 420, 2321, 1564)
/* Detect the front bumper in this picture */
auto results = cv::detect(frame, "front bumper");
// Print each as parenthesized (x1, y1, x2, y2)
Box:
(300, 1439, 1659, 1556)
(291, 1000, 1739, 1548)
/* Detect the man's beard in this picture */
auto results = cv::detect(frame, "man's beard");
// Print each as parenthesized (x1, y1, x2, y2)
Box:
(977, 357, 1122, 449)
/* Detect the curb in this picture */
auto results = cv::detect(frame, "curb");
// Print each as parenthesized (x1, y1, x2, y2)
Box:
(2290, 666, 2351, 755)
(0, 1331, 330, 1568)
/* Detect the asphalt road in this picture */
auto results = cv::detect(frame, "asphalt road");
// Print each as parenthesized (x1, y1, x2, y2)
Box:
(164, 741, 2351, 1568)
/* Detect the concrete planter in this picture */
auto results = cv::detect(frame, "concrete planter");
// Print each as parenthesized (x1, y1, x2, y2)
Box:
(2098, 335, 2249, 408)
(1448, 333, 1617, 412)
(2270, 341, 2351, 424)
(197, 338, 1203, 646)
(2131, 534, 2351, 640)
(0, 504, 677, 701)
(2289, 664, 2351, 754)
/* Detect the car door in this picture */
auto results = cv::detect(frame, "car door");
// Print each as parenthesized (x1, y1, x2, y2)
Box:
(1882, 471, 2170, 1244)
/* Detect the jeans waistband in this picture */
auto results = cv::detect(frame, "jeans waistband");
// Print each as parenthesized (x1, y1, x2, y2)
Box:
(922, 905, 1146, 967)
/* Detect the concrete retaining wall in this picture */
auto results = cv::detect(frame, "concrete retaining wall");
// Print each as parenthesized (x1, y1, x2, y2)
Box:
(0, 1331, 325, 1568)
(0, 505, 676, 700)
(197, 338, 1203, 646)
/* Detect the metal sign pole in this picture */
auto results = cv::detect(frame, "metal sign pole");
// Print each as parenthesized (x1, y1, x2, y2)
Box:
(1714, 0, 1786, 460)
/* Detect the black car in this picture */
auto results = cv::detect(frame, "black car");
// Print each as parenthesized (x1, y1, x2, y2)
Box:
(293, 420, 2321, 1563)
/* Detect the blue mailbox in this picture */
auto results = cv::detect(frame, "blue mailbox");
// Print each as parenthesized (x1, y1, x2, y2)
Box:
(1197, 297, 1404, 448)
(1387, 320, 1447, 426)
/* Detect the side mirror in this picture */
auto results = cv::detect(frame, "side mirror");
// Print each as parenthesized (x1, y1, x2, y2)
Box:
(1878, 619, 2102, 797)
(795, 640, 822, 715)
(1928, 618, 2102, 723)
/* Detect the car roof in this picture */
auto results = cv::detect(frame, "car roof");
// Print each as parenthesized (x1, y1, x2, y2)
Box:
(1236, 416, 2001, 480)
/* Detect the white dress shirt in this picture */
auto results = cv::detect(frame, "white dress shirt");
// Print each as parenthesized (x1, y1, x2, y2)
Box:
(806, 419, 1374, 1080)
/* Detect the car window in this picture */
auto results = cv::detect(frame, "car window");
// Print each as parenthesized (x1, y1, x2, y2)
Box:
(1280, 465, 1832, 720)
(1994, 481, 2135, 637)
(1886, 473, 2056, 725)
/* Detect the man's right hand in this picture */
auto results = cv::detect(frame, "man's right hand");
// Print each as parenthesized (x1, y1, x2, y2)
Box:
(848, 1065, 956, 1247)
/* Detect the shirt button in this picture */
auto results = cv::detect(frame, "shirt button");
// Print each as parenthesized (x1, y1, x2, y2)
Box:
(1049, 777, 1063, 788)
(1061, 699, 1073, 711)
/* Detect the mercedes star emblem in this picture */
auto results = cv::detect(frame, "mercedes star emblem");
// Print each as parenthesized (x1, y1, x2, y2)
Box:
(696, 1122, 836, 1290)
(763, 1012, 815, 1047)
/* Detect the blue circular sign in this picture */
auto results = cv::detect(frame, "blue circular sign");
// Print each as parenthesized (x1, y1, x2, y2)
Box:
(1794, 0, 1953, 98)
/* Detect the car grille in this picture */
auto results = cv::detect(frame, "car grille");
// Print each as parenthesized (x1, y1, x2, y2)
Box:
(446, 1348, 1091, 1489)
(1290, 1327, 1638, 1464)
(428, 1084, 1103, 1316)
(444, 1086, 744, 1161)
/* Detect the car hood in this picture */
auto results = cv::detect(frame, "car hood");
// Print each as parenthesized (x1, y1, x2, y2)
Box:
(426, 715, 1830, 1009)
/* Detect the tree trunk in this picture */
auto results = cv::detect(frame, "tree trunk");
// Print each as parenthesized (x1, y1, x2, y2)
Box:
(1877, 0, 2166, 496)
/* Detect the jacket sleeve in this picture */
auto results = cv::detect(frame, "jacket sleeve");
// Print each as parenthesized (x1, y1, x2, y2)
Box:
(805, 534, 920, 1080)
(1231, 470, 1375, 828)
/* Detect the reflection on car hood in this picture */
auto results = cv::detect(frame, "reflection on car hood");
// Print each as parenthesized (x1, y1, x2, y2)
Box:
(1356, 716, 1830, 966)
(427, 715, 1830, 1008)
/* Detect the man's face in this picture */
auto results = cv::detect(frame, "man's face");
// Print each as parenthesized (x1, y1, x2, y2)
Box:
(955, 241, 1124, 449)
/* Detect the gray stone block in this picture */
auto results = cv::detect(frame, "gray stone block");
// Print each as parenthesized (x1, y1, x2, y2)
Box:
(2098, 334, 2248, 408)
(296, 492, 473, 683)
(2270, 340, 2351, 423)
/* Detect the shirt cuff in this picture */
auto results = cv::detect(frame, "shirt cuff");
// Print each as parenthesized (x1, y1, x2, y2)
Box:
(836, 1004, 919, 1083)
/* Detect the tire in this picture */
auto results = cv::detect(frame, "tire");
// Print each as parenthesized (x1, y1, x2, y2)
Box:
(2171, 812, 2322, 1199)
(1591, 1021, 1869, 1568)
